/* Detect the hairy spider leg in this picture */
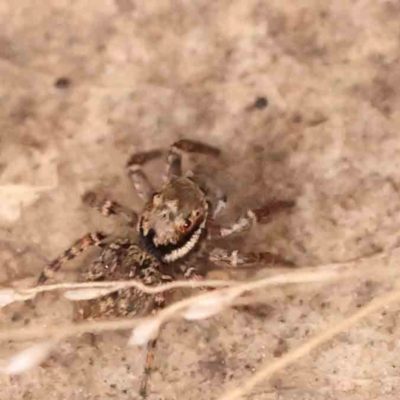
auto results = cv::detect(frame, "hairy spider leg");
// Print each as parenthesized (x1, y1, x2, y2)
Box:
(209, 248, 295, 268)
(205, 200, 296, 269)
(214, 200, 295, 238)
(37, 232, 107, 284)
(138, 289, 167, 400)
(126, 149, 164, 202)
(165, 139, 226, 217)
(138, 266, 205, 398)
(139, 338, 157, 399)
(82, 191, 139, 226)
(165, 139, 221, 182)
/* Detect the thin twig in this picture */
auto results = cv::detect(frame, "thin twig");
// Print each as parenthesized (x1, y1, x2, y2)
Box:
(3, 244, 397, 300)
(0, 265, 347, 307)
(216, 282, 400, 400)
(0, 268, 339, 343)
(11, 278, 238, 296)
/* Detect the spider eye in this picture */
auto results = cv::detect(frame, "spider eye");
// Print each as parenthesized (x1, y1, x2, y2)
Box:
(183, 218, 191, 229)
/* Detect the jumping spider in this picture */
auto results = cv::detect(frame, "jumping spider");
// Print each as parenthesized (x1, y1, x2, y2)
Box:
(37, 139, 294, 398)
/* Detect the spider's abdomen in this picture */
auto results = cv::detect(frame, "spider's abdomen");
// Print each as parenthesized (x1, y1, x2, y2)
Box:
(75, 238, 162, 320)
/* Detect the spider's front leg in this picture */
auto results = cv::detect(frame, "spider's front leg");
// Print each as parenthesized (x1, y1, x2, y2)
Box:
(82, 191, 139, 226)
(210, 199, 295, 239)
(37, 232, 107, 284)
(165, 139, 221, 181)
(126, 149, 164, 201)
(207, 199, 296, 269)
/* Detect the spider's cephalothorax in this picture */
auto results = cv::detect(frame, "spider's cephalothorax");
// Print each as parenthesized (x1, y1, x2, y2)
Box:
(139, 177, 209, 263)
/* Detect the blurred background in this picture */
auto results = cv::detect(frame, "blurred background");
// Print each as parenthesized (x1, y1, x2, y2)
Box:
(1, 1, 400, 399)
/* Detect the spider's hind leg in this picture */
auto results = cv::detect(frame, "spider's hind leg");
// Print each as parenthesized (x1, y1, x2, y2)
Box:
(139, 338, 157, 399)
(138, 266, 204, 398)
(209, 248, 295, 269)
(37, 232, 107, 284)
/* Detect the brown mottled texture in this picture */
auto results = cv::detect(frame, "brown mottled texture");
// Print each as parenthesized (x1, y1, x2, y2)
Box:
(2, 1, 400, 400)
(30, 137, 292, 397)
(74, 238, 163, 321)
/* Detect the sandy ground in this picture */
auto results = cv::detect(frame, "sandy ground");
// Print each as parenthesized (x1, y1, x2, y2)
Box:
(1, 1, 400, 399)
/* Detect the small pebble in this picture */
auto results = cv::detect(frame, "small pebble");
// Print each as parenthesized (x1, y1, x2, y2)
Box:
(54, 77, 71, 89)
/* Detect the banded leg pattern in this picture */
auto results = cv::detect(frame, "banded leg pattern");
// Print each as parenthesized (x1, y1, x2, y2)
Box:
(37, 232, 107, 284)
